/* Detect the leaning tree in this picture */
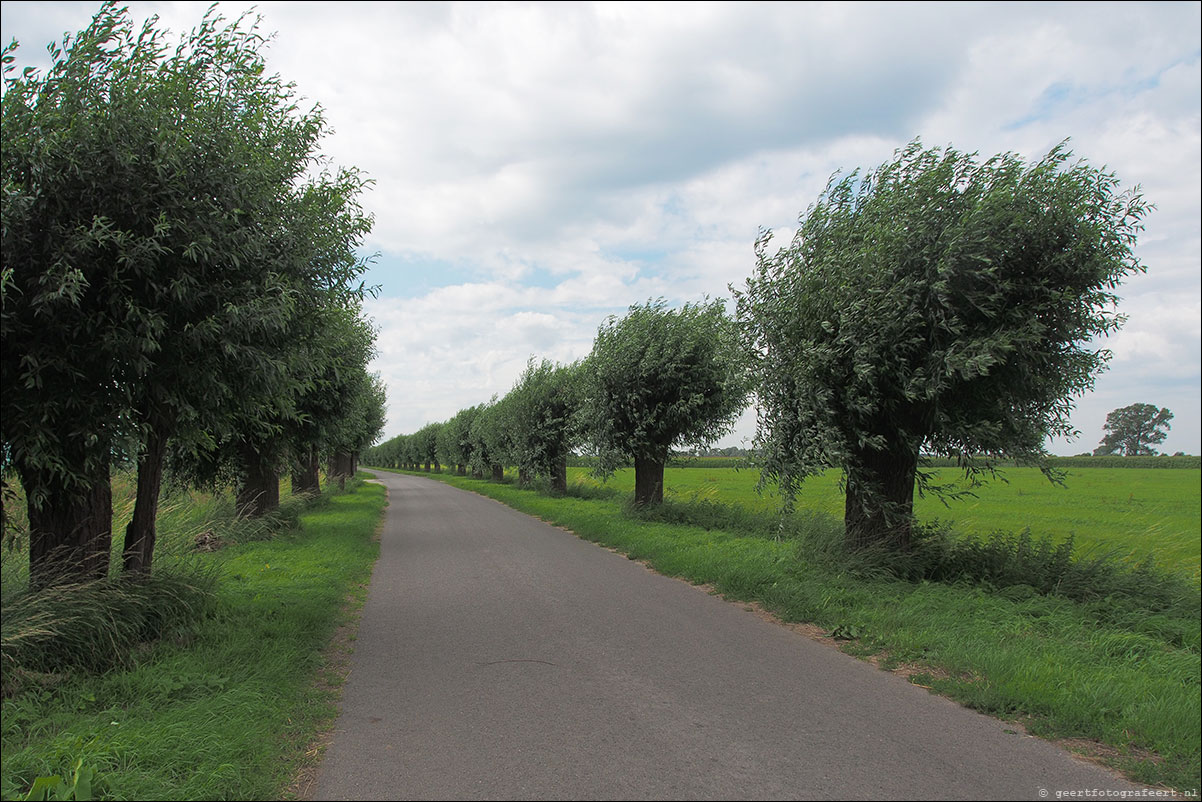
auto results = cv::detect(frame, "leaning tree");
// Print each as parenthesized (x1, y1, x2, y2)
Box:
(735, 140, 1149, 551)
(585, 299, 748, 506)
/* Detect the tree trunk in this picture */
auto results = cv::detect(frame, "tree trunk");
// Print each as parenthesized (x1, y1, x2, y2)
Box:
(457, 463, 466, 476)
(423, 461, 431, 472)
(237, 446, 279, 517)
(330, 450, 356, 491)
(292, 448, 321, 496)
(633, 455, 665, 506)
(472, 467, 484, 479)
(518, 468, 532, 487)
(550, 456, 568, 495)
(24, 461, 113, 590)
(490, 464, 504, 482)
(123, 429, 168, 577)
(433, 460, 441, 473)
(844, 442, 918, 551)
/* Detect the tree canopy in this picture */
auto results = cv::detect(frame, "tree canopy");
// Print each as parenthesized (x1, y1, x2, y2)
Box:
(2, 3, 379, 584)
(1094, 404, 1173, 456)
(586, 299, 748, 505)
(735, 140, 1149, 549)
(506, 359, 584, 492)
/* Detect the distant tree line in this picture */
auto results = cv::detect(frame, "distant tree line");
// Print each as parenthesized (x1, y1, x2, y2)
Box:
(2, 4, 384, 589)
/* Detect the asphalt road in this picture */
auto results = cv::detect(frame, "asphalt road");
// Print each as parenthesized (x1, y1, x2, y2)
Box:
(311, 470, 1141, 800)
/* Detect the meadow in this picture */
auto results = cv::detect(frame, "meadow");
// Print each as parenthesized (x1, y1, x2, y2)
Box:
(569, 465, 1202, 575)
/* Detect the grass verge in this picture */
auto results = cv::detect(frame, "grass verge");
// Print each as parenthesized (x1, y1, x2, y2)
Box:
(380, 467, 1200, 792)
(0, 476, 386, 801)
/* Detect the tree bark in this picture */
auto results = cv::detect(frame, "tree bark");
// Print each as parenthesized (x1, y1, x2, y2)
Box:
(330, 450, 356, 491)
(457, 463, 467, 476)
(633, 455, 665, 506)
(518, 468, 532, 487)
(292, 448, 321, 496)
(490, 464, 504, 482)
(550, 456, 568, 495)
(844, 441, 918, 551)
(24, 461, 113, 590)
(237, 446, 279, 517)
(122, 429, 168, 576)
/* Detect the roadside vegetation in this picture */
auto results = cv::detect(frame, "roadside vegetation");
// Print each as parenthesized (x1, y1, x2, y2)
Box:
(373, 464, 1201, 792)
(1, 474, 385, 801)
(2, 8, 387, 797)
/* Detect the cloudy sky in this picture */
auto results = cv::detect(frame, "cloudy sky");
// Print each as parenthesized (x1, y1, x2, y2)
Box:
(3, 1, 1199, 455)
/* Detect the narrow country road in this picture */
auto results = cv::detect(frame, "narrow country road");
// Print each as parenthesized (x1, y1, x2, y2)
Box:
(310, 471, 1139, 801)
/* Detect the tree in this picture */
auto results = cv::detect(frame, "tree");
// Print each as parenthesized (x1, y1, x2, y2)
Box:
(585, 299, 748, 506)
(735, 140, 1149, 550)
(413, 423, 443, 472)
(1094, 404, 1173, 456)
(468, 398, 514, 482)
(2, 3, 375, 583)
(440, 406, 482, 475)
(507, 359, 584, 493)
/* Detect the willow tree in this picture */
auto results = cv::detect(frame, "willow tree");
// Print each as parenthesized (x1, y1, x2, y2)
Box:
(469, 398, 514, 482)
(586, 299, 748, 506)
(735, 141, 1149, 551)
(507, 359, 584, 493)
(2, 3, 374, 582)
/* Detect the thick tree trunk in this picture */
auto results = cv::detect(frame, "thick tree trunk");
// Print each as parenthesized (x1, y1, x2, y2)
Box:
(237, 446, 279, 517)
(123, 429, 168, 576)
(844, 442, 918, 551)
(550, 456, 568, 495)
(433, 460, 441, 473)
(330, 450, 356, 491)
(490, 464, 504, 482)
(457, 463, 467, 476)
(292, 449, 321, 495)
(423, 462, 431, 472)
(518, 468, 532, 487)
(24, 461, 113, 590)
(633, 455, 665, 506)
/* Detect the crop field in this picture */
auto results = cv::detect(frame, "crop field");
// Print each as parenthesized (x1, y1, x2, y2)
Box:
(568, 466, 1202, 576)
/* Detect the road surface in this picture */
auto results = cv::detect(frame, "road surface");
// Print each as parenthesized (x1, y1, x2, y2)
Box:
(311, 470, 1140, 800)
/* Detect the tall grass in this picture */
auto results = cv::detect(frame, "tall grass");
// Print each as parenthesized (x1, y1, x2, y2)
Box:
(1, 474, 385, 801)
(1, 475, 314, 693)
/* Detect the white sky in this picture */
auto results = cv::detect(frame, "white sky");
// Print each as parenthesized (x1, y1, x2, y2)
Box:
(3, 1, 1199, 455)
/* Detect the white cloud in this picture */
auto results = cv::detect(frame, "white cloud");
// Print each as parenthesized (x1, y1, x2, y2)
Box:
(3, 0, 1198, 452)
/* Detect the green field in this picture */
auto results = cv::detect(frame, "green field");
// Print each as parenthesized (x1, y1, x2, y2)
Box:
(569, 466, 1202, 576)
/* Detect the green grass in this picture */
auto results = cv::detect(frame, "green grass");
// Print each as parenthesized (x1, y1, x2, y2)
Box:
(1, 476, 386, 801)
(384, 466, 1200, 792)
(568, 466, 1202, 576)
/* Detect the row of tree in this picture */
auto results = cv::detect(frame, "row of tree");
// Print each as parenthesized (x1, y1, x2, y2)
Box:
(370, 141, 1149, 553)
(2, 4, 385, 589)
(364, 299, 748, 507)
